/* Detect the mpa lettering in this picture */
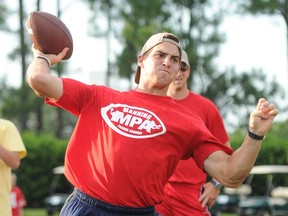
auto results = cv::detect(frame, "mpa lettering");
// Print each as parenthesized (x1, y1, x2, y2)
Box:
(111, 110, 161, 133)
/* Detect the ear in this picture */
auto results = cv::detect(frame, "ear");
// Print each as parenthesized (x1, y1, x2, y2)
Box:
(186, 68, 191, 77)
(137, 55, 144, 67)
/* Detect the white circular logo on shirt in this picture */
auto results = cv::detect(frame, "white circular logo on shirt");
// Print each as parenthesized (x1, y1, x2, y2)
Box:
(101, 103, 166, 139)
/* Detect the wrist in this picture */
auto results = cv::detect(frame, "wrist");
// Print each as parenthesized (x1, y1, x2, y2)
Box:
(248, 129, 265, 140)
(211, 179, 222, 189)
(35, 54, 51, 67)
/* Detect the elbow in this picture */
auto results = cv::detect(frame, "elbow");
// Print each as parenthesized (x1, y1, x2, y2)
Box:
(27, 73, 46, 97)
(222, 180, 244, 188)
(11, 161, 20, 169)
(27, 73, 41, 90)
(221, 172, 247, 188)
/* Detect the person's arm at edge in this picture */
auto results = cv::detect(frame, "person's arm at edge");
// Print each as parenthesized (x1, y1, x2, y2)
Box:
(0, 145, 20, 169)
(203, 98, 278, 188)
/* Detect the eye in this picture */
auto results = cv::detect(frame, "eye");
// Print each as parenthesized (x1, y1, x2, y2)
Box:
(155, 52, 164, 58)
(172, 57, 180, 63)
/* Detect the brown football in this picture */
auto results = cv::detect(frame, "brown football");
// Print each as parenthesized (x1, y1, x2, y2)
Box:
(27, 11, 73, 60)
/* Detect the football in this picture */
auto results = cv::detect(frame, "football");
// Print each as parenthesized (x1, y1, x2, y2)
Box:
(27, 11, 73, 60)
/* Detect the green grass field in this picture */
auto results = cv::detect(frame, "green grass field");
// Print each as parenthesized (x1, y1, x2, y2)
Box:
(24, 208, 237, 216)
(24, 209, 58, 216)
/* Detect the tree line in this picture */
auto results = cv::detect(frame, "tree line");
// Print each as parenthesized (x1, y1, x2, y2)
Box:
(0, 0, 286, 136)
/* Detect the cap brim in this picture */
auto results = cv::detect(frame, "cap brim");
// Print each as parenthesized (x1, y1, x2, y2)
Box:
(134, 66, 141, 84)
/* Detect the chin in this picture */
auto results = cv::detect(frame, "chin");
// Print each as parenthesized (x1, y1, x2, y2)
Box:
(171, 82, 182, 89)
(173, 80, 183, 85)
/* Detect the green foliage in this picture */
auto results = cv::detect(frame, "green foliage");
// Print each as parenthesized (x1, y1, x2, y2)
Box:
(209, 68, 283, 130)
(0, 0, 284, 135)
(230, 120, 288, 165)
(15, 132, 68, 208)
(116, 0, 171, 80)
(108, 0, 283, 132)
(236, 0, 283, 15)
(0, 1, 9, 31)
(229, 120, 288, 195)
(1, 85, 42, 130)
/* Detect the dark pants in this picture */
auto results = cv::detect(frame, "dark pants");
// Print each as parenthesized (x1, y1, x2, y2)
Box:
(60, 188, 159, 216)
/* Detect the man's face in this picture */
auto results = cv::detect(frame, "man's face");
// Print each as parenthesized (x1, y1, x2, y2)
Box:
(138, 42, 181, 86)
(170, 62, 190, 90)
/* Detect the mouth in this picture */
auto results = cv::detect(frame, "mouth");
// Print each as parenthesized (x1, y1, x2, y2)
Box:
(173, 78, 183, 84)
(160, 69, 170, 74)
(175, 76, 183, 81)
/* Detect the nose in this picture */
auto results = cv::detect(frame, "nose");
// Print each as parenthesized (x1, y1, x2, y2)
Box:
(176, 70, 183, 77)
(163, 56, 172, 66)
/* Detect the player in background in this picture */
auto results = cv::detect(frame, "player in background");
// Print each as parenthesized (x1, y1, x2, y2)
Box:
(11, 172, 27, 216)
(156, 50, 230, 215)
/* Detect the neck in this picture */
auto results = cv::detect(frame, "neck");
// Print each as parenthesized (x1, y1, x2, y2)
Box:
(168, 86, 190, 100)
(134, 85, 169, 96)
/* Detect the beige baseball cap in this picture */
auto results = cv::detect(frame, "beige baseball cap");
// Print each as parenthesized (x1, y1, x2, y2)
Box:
(181, 49, 190, 68)
(134, 32, 182, 84)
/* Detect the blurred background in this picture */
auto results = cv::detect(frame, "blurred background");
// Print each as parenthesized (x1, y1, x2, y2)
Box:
(1, 0, 288, 215)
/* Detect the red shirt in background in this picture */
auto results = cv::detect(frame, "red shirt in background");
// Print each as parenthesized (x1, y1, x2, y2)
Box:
(11, 185, 27, 216)
(157, 92, 229, 216)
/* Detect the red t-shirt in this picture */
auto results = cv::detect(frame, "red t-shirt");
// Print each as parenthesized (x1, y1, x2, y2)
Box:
(11, 186, 27, 216)
(46, 79, 232, 207)
(156, 92, 229, 215)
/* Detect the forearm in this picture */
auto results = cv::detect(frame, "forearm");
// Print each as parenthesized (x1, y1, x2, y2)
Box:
(0, 145, 20, 169)
(205, 98, 278, 187)
(28, 58, 52, 95)
(27, 45, 68, 99)
(27, 58, 63, 100)
(223, 135, 262, 186)
(205, 135, 262, 187)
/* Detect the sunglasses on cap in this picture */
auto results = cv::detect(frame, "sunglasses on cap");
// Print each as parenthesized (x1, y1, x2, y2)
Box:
(180, 63, 189, 72)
